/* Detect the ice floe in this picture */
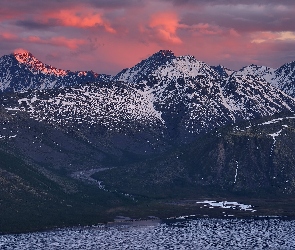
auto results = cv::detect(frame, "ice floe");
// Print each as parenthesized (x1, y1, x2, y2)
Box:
(1, 219, 295, 249)
(196, 200, 256, 212)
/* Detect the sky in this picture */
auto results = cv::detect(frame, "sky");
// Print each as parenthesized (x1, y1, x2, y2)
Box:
(1, 0, 295, 75)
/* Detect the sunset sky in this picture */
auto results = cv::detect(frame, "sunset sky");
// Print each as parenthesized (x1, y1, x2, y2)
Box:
(1, 0, 295, 74)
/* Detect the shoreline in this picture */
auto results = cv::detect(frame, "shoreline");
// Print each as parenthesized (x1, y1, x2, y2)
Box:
(2, 213, 295, 236)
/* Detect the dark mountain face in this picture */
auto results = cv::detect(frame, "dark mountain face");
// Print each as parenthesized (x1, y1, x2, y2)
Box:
(1, 83, 167, 159)
(95, 114, 295, 197)
(211, 65, 234, 78)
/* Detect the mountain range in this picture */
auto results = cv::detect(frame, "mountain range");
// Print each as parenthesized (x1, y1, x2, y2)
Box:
(1, 50, 295, 145)
(1, 49, 295, 233)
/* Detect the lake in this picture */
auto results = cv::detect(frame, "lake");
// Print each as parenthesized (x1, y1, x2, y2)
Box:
(1, 218, 295, 249)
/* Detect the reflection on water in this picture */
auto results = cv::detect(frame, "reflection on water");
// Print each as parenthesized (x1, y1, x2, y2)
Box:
(1, 219, 295, 249)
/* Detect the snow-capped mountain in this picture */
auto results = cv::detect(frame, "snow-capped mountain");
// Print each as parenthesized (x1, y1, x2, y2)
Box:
(114, 50, 219, 85)
(1, 50, 294, 150)
(233, 62, 295, 97)
(113, 50, 177, 84)
(111, 50, 295, 142)
(1, 49, 295, 143)
(272, 61, 295, 97)
(0, 51, 110, 92)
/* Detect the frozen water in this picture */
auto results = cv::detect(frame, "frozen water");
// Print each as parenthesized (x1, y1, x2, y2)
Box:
(1, 219, 295, 249)
(196, 200, 256, 212)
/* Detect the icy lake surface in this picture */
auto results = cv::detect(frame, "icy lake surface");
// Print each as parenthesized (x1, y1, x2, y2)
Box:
(1, 219, 295, 249)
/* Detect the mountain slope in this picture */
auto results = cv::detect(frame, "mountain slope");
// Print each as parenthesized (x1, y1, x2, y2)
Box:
(0, 146, 134, 234)
(3, 74, 295, 153)
(0, 103, 108, 170)
(0, 84, 167, 162)
(94, 114, 295, 197)
(212, 65, 235, 78)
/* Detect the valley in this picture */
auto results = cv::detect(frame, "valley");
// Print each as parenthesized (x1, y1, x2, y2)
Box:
(0, 50, 295, 234)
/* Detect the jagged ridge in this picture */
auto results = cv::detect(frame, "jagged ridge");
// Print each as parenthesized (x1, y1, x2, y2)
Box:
(0, 51, 110, 92)
(1, 49, 295, 146)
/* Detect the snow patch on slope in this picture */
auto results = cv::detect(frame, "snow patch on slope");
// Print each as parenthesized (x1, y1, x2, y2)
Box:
(15, 84, 164, 131)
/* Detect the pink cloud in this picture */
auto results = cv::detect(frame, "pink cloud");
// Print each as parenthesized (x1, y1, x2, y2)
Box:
(0, 8, 23, 22)
(187, 23, 224, 35)
(50, 37, 86, 50)
(25, 36, 86, 50)
(1, 32, 17, 40)
(251, 31, 295, 44)
(149, 12, 182, 44)
(44, 7, 116, 33)
(26, 36, 42, 43)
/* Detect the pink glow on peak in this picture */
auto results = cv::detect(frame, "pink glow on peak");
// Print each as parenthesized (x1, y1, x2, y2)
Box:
(14, 48, 30, 55)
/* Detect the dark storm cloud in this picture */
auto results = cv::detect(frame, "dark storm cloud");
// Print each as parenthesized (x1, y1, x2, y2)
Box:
(86, 0, 145, 8)
(0, 0, 68, 13)
(180, 4, 295, 33)
(166, 0, 295, 6)
(0, 0, 144, 13)
(15, 19, 61, 30)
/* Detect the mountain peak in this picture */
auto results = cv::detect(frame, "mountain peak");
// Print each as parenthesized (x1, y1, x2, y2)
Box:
(0, 50, 102, 92)
(157, 50, 174, 56)
(13, 49, 34, 64)
(13, 49, 68, 76)
(150, 50, 175, 61)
